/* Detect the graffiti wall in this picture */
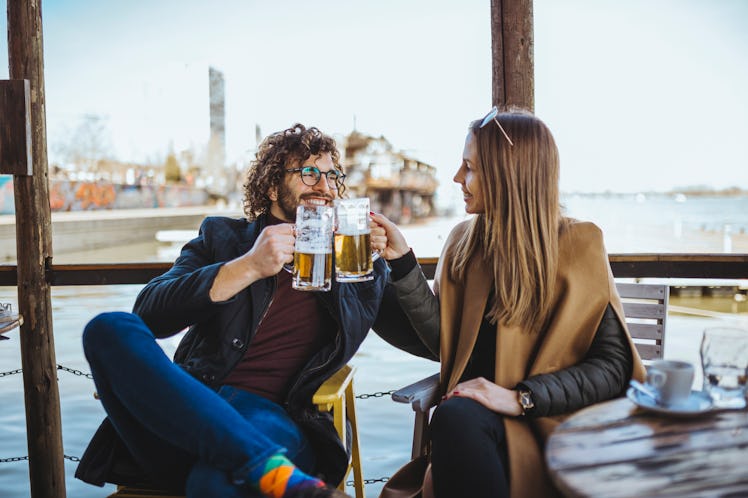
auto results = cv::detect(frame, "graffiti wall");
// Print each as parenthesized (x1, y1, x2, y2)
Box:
(0, 176, 210, 214)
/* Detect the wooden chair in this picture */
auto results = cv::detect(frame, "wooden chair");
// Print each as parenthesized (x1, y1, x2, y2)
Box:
(109, 364, 365, 498)
(392, 282, 669, 459)
(615, 282, 668, 362)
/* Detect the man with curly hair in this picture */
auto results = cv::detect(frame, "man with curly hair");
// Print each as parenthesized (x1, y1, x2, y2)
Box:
(76, 124, 392, 498)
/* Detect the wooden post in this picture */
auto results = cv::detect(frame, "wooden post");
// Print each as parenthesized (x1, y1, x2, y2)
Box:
(0, 80, 33, 175)
(7, 1, 66, 497)
(490, 0, 535, 111)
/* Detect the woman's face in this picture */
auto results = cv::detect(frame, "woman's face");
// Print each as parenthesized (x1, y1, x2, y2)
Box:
(453, 131, 484, 214)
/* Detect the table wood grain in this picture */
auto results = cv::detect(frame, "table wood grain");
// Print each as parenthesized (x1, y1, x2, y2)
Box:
(546, 396, 748, 497)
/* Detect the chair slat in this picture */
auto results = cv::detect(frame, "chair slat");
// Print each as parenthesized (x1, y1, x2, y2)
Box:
(621, 302, 666, 320)
(634, 343, 662, 360)
(627, 323, 663, 341)
(615, 282, 667, 300)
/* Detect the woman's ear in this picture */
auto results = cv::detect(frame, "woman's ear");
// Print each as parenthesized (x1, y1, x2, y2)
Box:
(268, 186, 278, 202)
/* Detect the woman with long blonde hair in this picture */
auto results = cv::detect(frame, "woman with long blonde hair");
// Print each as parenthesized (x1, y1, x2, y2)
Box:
(373, 110, 646, 498)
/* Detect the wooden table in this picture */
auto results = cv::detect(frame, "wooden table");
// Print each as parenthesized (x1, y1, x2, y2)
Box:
(546, 396, 748, 497)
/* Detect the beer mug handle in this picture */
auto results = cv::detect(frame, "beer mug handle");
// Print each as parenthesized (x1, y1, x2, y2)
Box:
(283, 224, 297, 273)
(372, 249, 381, 262)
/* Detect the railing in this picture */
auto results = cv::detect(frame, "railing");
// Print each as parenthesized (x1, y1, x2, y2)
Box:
(2, 253, 746, 492)
(1, 254, 748, 286)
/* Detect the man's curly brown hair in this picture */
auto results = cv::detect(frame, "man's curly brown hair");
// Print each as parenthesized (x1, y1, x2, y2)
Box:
(242, 123, 345, 220)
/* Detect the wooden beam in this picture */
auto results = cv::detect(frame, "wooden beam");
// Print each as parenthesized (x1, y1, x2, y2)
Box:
(490, 0, 534, 111)
(7, 1, 66, 496)
(0, 79, 33, 175)
(0, 255, 747, 287)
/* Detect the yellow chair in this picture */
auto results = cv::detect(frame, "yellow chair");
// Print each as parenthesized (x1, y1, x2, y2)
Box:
(110, 364, 365, 498)
(311, 364, 364, 498)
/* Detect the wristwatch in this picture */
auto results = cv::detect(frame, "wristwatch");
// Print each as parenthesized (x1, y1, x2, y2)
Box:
(517, 388, 535, 416)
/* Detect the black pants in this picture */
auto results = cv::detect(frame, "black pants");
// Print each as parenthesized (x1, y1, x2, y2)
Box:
(430, 397, 510, 498)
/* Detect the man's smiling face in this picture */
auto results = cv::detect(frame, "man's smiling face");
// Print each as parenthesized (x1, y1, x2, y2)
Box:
(270, 152, 337, 221)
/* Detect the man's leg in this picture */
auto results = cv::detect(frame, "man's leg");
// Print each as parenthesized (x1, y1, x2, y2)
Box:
(185, 386, 316, 498)
(83, 312, 342, 497)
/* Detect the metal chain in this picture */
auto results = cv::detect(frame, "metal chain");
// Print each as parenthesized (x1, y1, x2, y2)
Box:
(346, 477, 390, 486)
(0, 368, 22, 378)
(0, 365, 94, 379)
(0, 453, 388, 484)
(4, 367, 390, 393)
(56, 365, 94, 379)
(2, 361, 393, 484)
(0, 456, 390, 490)
(355, 389, 395, 399)
(0, 455, 80, 463)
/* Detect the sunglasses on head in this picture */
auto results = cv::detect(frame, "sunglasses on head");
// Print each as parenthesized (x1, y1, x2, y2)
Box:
(479, 106, 514, 146)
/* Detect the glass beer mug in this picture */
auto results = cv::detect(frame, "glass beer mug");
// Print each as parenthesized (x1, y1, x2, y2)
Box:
(292, 205, 334, 292)
(334, 198, 379, 283)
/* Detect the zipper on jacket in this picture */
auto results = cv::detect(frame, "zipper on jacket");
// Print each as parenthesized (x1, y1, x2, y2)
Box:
(223, 274, 277, 377)
(255, 275, 277, 333)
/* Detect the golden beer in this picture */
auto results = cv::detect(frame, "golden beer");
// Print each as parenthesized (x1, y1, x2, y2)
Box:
(335, 232, 372, 281)
(293, 251, 332, 291)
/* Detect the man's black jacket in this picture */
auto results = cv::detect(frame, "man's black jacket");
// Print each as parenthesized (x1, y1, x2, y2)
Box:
(76, 214, 393, 488)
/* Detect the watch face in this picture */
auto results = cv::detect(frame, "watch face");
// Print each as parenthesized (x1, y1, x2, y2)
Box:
(520, 390, 534, 409)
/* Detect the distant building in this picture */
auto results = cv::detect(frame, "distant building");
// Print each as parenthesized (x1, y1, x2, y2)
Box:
(342, 131, 438, 224)
(207, 67, 230, 197)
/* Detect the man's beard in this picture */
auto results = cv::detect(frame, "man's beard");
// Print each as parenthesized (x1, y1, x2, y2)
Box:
(275, 182, 334, 221)
(276, 182, 299, 221)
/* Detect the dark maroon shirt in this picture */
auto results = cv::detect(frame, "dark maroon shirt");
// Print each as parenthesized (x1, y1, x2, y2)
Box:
(222, 214, 333, 404)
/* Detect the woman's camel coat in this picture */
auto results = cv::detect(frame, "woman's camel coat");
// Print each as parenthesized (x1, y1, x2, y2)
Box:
(431, 220, 646, 498)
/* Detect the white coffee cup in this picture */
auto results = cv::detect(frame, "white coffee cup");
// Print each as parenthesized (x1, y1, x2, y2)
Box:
(645, 360, 695, 407)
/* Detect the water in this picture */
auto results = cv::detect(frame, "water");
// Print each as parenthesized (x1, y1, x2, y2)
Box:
(562, 193, 748, 253)
(703, 366, 748, 401)
(2, 196, 748, 497)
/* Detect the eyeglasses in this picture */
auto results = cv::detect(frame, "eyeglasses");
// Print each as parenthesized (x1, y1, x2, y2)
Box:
(286, 166, 346, 189)
(479, 106, 514, 146)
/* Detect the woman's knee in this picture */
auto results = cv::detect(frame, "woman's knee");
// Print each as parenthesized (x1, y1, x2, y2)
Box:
(431, 397, 484, 432)
(430, 397, 504, 444)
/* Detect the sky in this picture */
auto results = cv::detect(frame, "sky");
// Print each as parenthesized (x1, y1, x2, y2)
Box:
(1, 0, 747, 199)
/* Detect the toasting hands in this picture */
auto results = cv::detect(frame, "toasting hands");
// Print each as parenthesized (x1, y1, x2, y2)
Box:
(209, 223, 295, 302)
(369, 212, 410, 260)
(246, 223, 296, 278)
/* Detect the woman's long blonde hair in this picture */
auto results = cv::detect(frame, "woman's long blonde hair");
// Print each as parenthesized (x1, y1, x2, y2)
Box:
(450, 111, 568, 332)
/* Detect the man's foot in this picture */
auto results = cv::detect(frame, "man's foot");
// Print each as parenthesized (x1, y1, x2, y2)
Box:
(288, 484, 352, 498)
(248, 452, 351, 498)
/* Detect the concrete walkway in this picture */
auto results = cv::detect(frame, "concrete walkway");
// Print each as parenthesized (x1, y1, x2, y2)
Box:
(0, 206, 241, 262)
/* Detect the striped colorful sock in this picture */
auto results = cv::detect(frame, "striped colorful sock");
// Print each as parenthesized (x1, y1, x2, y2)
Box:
(248, 453, 325, 498)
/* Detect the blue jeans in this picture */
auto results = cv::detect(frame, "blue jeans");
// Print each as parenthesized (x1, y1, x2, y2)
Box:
(82, 312, 316, 498)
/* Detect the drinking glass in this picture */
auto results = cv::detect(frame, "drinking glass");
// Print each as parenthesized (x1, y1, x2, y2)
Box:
(334, 198, 379, 283)
(700, 326, 748, 402)
(292, 205, 334, 292)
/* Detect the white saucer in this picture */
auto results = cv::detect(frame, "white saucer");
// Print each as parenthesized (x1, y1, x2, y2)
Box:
(626, 387, 714, 417)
